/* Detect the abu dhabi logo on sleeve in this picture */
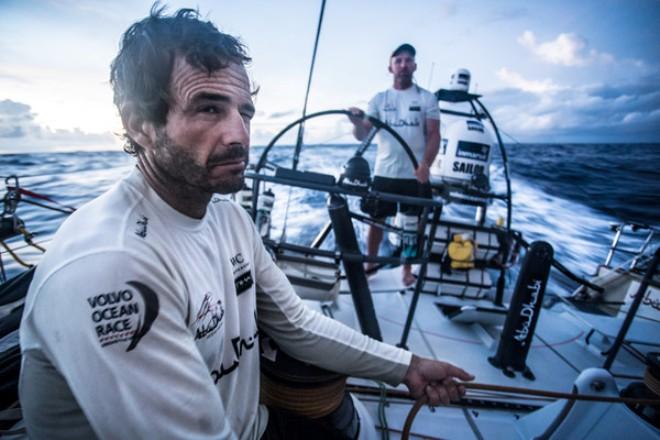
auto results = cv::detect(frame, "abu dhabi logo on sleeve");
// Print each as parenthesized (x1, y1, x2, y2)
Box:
(86, 281, 160, 351)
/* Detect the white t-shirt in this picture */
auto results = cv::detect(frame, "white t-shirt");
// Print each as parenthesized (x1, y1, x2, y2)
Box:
(19, 168, 411, 440)
(367, 85, 440, 179)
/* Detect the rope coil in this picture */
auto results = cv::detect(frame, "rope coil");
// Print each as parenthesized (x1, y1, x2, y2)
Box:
(260, 373, 347, 418)
(402, 397, 426, 440)
(347, 381, 660, 440)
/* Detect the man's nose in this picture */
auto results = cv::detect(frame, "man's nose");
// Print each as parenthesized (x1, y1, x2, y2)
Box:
(222, 109, 250, 147)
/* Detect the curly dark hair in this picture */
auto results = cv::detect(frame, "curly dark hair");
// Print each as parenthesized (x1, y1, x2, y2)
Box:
(110, 3, 251, 155)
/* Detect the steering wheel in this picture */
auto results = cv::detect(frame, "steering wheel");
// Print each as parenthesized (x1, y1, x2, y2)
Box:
(254, 109, 418, 174)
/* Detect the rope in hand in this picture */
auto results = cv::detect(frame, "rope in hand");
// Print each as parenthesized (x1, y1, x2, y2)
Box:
(348, 380, 660, 440)
(402, 396, 427, 440)
(463, 382, 660, 405)
(347, 382, 660, 406)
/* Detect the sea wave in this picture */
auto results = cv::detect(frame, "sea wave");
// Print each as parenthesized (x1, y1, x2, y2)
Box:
(1, 144, 657, 294)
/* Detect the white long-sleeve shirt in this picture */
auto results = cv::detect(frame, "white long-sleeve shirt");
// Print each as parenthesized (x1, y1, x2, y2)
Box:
(19, 168, 411, 440)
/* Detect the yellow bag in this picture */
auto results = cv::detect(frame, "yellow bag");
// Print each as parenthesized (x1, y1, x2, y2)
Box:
(447, 234, 476, 270)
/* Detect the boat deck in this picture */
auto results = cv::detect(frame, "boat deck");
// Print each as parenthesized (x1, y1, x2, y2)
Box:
(308, 266, 658, 439)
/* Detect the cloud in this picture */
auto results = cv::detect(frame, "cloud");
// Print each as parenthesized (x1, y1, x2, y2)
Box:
(267, 110, 298, 119)
(250, 128, 278, 146)
(249, 109, 316, 145)
(0, 70, 30, 84)
(496, 68, 562, 94)
(0, 100, 31, 117)
(518, 31, 614, 66)
(250, 109, 358, 147)
(0, 100, 34, 138)
(0, 99, 116, 152)
(483, 73, 660, 142)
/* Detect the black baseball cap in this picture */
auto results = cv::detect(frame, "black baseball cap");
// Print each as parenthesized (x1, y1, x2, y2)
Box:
(391, 43, 416, 58)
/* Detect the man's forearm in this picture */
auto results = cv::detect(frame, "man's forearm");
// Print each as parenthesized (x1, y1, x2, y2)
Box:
(348, 107, 372, 141)
(353, 122, 370, 141)
(422, 130, 440, 167)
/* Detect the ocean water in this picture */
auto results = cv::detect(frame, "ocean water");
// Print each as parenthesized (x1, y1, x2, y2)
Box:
(1, 143, 659, 295)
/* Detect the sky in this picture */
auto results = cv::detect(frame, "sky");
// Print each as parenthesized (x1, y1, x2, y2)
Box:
(1, 0, 659, 153)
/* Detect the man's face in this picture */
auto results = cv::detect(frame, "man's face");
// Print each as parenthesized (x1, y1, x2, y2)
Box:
(147, 56, 255, 195)
(389, 52, 416, 81)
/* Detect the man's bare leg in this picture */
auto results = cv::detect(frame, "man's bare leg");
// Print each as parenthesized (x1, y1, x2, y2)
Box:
(366, 224, 383, 273)
(402, 264, 415, 286)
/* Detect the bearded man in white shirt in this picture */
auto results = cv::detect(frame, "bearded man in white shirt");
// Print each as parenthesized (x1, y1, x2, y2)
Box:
(348, 44, 440, 286)
(19, 7, 470, 440)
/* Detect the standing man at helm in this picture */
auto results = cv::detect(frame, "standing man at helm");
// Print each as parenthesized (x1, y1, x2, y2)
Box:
(19, 7, 471, 440)
(348, 43, 441, 286)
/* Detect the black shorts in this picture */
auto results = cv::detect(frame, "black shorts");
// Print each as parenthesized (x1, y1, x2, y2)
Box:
(261, 393, 359, 440)
(361, 176, 432, 218)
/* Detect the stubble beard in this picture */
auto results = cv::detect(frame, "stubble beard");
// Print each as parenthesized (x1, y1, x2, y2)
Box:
(395, 71, 413, 88)
(153, 131, 247, 196)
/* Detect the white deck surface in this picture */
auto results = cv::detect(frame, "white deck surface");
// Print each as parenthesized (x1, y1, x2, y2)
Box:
(313, 266, 658, 439)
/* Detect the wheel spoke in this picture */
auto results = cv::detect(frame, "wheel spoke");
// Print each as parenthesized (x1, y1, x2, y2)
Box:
(356, 126, 380, 157)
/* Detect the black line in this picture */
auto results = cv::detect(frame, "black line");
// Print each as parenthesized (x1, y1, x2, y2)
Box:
(462, 407, 485, 440)
(534, 333, 581, 373)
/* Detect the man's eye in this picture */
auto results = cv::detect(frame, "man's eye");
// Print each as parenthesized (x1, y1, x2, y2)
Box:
(200, 105, 220, 114)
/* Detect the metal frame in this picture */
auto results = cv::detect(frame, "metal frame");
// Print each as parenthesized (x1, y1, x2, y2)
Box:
(603, 248, 660, 370)
(603, 222, 658, 270)
(434, 89, 513, 232)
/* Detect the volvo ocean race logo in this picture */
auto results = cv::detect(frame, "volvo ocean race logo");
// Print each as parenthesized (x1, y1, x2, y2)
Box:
(86, 281, 159, 351)
(194, 293, 224, 340)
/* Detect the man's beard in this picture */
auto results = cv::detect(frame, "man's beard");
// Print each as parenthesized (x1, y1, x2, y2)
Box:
(395, 71, 413, 83)
(152, 131, 247, 195)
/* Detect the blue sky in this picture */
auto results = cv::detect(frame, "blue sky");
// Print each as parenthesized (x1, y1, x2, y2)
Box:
(1, 0, 659, 153)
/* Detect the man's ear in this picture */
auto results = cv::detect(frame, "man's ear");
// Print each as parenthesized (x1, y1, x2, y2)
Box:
(122, 107, 158, 151)
(388, 64, 393, 73)
(412, 61, 417, 73)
